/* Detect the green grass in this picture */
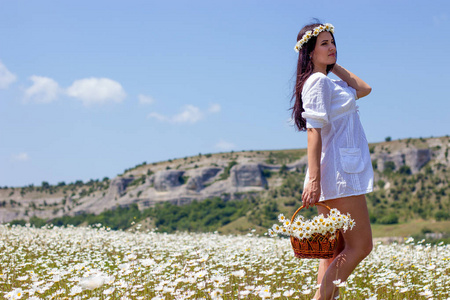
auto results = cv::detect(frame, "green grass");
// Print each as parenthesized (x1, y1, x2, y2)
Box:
(372, 219, 450, 238)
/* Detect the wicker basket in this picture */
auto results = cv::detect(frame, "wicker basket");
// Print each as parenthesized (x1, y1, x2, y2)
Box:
(290, 203, 340, 259)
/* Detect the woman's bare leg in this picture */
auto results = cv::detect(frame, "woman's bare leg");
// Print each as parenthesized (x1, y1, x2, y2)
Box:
(315, 228, 345, 296)
(315, 232, 345, 299)
(313, 195, 373, 300)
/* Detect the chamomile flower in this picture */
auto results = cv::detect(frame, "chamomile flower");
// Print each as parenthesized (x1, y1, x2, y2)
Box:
(349, 219, 356, 229)
(272, 224, 281, 233)
(304, 224, 312, 233)
(329, 208, 339, 215)
(12, 288, 23, 299)
(268, 229, 277, 237)
(304, 30, 312, 39)
(259, 286, 271, 299)
(319, 227, 328, 235)
(278, 214, 286, 222)
(283, 289, 295, 297)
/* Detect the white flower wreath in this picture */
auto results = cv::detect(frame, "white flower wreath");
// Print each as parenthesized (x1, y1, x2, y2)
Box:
(294, 23, 335, 53)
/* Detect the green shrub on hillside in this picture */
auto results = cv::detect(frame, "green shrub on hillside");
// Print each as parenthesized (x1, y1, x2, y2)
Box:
(9, 197, 257, 233)
(148, 197, 252, 232)
(219, 161, 238, 180)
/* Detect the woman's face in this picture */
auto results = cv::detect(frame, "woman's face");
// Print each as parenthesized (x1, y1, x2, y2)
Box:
(311, 31, 336, 71)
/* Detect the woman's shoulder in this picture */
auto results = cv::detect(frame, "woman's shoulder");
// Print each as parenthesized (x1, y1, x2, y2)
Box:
(303, 72, 333, 93)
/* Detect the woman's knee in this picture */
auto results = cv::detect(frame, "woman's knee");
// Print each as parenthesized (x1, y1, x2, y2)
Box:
(345, 239, 372, 261)
(355, 240, 373, 260)
(363, 239, 373, 257)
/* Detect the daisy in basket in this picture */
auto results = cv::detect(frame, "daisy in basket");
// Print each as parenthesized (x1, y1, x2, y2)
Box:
(268, 208, 355, 240)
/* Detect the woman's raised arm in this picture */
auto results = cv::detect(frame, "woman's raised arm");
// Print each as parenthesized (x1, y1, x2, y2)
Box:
(332, 64, 372, 99)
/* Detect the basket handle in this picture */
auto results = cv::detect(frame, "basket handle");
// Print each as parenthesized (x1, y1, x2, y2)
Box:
(290, 203, 332, 223)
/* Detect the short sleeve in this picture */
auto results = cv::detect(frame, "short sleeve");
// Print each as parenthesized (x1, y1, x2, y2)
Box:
(301, 74, 333, 128)
(334, 79, 358, 100)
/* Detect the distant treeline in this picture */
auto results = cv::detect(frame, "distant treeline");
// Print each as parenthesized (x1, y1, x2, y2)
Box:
(9, 197, 258, 232)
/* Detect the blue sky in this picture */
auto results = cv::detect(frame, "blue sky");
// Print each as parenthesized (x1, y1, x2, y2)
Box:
(0, 0, 449, 187)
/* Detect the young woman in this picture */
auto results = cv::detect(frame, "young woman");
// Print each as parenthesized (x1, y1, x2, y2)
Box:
(291, 22, 374, 300)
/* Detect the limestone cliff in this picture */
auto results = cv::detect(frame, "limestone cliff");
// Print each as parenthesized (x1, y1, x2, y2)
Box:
(0, 136, 448, 223)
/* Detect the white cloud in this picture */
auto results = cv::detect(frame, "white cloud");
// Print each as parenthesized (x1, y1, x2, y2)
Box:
(208, 103, 221, 113)
(11, 152, 30, 162)
(138, 94, 155, 105)
(148, 105, 204, 124)
(172, 105, 203, 123)
(24, 75, 60, 103)
(66, 77, 126, 106)
(215, 139, 236, 151)
(0, 61, 17, 89)
(148, 103, 221, 124)
(147, 112, 169, 122)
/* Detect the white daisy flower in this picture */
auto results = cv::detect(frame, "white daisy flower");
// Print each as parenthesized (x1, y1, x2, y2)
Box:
(302, 289, 311, 294)
(259, 287, 271, 299)
(17, 275, 28, 281)
(329, 208, 339, 215)
(349, 219, 356, 229)
(103, 287, 115, 295)
(13, 288, 23, 299)
(80, 274, 105, 290)
(283, 289, 295, 296)
(231, 270, 245, 278)
(272, 224, 281, 233)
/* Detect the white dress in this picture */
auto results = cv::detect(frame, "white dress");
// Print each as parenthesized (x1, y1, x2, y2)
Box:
(301, 72, 373, 201)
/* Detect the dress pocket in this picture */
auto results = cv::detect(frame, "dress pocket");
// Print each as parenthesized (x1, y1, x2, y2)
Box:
(339, 148, 364, 173)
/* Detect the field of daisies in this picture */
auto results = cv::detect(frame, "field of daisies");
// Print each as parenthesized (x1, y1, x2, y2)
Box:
(1, 224, 449, 300)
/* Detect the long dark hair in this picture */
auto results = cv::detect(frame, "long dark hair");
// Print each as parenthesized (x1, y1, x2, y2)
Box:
(290, 22, 336, 131)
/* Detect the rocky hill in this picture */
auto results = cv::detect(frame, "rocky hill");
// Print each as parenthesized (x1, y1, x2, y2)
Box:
(1, 136, 449, 225)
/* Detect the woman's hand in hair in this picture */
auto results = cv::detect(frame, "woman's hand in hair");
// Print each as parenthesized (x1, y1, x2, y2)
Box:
(331, 64, 372, 99)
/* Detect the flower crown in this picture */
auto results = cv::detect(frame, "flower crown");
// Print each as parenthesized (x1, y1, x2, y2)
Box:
(294, 23, 335, 53)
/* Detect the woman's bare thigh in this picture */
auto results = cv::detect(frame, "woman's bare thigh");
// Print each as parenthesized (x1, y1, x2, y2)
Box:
(317, 195, 373, 250)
